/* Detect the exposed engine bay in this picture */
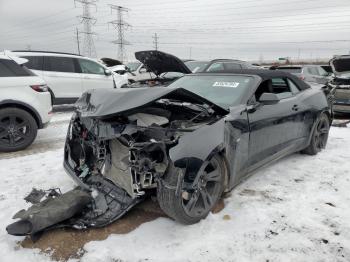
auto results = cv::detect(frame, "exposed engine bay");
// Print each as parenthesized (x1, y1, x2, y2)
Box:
(67, 98, 219, 198)
(7, 90, 225, 238)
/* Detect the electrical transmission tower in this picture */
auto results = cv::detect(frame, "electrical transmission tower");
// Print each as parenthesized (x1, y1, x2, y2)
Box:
(75, 0, 97, 58)
(153, 33, 159, 50)
(108, 5, 131, 62)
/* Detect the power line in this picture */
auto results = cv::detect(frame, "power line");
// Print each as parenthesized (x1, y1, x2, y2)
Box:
(0, 7, 77, 34)
(75, 0, 98, 58)
(108, 4, 131, 62)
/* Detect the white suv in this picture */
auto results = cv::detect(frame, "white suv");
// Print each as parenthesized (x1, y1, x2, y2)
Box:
(12, 51, 128, 105)
(0, 52, 52, 152)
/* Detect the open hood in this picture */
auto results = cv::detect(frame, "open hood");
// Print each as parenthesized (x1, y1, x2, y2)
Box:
(330, 55, 350, 77)
(100, 57, 123, 67)
(135, 50, 192, 76)
(75, 87, 228, 118)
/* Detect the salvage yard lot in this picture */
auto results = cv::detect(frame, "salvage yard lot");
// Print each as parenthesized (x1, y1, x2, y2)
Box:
(0, 112, 349, 262)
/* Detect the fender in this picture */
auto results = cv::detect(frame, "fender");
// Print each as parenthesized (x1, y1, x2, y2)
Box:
(169, 118, 227, 180)
(0, 99, 43, 128)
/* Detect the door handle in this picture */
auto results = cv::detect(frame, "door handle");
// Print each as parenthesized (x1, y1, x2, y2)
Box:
(292, 104, 299, 111)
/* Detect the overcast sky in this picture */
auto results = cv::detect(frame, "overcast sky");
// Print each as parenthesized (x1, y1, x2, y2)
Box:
(1, 0, 350, 62)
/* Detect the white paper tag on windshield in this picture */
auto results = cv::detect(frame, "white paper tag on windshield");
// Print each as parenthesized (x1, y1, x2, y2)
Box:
(213, 82, 240, 88)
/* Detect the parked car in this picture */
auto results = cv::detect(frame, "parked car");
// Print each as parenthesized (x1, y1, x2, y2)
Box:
(274, 65, 331, 84)
(7, 70, 332, 237)
(12, 51, 128, 105)
(0, 52, 52, 152)
(129, 50, 192, 87)
(328, 55, 350, 115)
(201, 59, 254, 72)
(126, 61, 156, 83)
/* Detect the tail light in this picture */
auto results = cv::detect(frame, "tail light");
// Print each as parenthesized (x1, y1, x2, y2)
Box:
(30, 84, 49, 92)
(299, 75, 305, 81)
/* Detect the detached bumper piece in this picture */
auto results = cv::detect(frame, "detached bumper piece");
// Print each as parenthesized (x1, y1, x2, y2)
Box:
(6, 189, 91, 237)
(6, 176, 141, 238)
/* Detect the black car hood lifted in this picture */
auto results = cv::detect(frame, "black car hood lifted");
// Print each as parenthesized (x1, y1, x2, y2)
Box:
(75, 87, 228, 118)
(135, 50, 192, 76)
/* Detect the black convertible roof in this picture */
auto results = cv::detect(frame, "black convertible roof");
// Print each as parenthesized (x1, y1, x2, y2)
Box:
(198, 69, 311, 90)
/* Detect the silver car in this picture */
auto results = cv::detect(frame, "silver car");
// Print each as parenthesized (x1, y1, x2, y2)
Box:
(275, 65, 331, 84)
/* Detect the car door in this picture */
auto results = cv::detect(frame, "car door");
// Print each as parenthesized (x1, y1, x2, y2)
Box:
(77, 58, 114, 92)
(247, 78, 301, 170)
(42, 56, 83, 103)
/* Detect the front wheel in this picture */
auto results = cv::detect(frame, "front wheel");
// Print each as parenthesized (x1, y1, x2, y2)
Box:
(302, 113, 330, 155)
(157, 155, 226, 224)
(0, 108, 38, 152)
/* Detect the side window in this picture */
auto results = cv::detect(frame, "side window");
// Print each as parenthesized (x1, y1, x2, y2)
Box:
(78, 59, 105, 75)
(254, 78, 293, 101)
(206, 63, 225, 72)
(22, 56, 43, 70)
(0, 59, 32, 77)
(223, 63, 242, 70)
(287, 78, 300, 94)
(43, 56, 77, 73)
(271, 78, 293, 99)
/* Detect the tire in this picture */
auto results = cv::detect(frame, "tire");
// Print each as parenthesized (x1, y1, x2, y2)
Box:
(0, 108, 38, 152)
(302, 113, 330, 155)
(157, 154, 226, 224)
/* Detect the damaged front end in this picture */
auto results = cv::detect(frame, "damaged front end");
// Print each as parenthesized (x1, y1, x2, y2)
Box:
(7, 87, 226, 237)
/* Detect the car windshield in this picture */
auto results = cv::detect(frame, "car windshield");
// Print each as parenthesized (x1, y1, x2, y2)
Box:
(168, 75, 254, 108)
(276, 67, 302, 73)
(185, 61, 209, 73)
(126, 62, 141, 72)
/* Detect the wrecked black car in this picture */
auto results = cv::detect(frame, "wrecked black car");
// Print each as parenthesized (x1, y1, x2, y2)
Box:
(7, 70, 332, 237)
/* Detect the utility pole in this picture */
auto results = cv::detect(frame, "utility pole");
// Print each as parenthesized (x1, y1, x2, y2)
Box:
(108, 5, 131, 63)
(76, 28, 81, 55)
(153, 33, 159, 51)
(75, 0, 97, 58)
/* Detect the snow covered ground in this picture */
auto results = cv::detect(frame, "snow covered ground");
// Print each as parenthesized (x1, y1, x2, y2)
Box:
(0, 113, 349, 262)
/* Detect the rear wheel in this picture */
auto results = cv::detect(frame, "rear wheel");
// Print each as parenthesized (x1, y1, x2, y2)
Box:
(0, 108, 38, 152)
(157, 155, 226, 224)
(302, 113, 330, 155)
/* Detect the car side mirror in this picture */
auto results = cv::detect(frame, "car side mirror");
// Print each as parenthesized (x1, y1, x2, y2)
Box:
(259, 93, 280, 104)
(104, 69, 112, 76)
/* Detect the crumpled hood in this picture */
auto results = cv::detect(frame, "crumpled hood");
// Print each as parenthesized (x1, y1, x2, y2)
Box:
(330, 55, 350, 77)
(135, 50, 192, 76)
(75, 87, 228, 118)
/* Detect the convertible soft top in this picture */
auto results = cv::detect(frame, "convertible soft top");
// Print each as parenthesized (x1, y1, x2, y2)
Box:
(199, 69, 311, 90)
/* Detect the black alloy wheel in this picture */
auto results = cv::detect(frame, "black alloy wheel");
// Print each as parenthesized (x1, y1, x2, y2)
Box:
(157, 154, 226, 224)
(0, 108, 38, 152)
(302, 113, 330, 155)
(181, 156, 224, 218)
